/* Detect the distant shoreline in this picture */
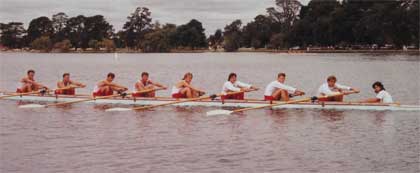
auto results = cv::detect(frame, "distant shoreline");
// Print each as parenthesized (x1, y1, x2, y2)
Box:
(1, 48, 419, 54)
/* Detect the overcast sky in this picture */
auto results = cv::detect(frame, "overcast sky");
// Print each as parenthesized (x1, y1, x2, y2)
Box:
(0, 0, 310, 35)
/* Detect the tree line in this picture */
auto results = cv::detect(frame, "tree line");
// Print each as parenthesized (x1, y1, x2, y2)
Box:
(213, 0, 419, 52)
(1, 0, 418, 52)
(0, 7, 207, 52)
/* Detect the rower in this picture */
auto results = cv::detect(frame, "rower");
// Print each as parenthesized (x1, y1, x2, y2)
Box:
(171, 72, 205, 98)
(360, 81, 393, 103)
(264, 73, 305, 101)
(221, 73, 258, 100)
(317, 75, 359, 102)
(133, 72, 167, 97)
(55, 73, 86, 95)
(17, 69, 49, 93)
(92, 73, 128, 96)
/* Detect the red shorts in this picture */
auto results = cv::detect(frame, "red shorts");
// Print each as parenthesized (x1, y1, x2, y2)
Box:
(221, 92, 244, 100)
(172, 92, 187, 99)
(132, 92, 148, 97)
(16, 88, 23, 93)
(264, 95, 274, 101)
(93, 89, 113, 97)
(318, 97, 336, 102)
(55, 88, 75, 95)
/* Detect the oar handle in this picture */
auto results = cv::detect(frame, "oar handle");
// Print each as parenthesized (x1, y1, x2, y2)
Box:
(132, 87, 166, 95)
(231, 91, 356, 113)
(221, 90, 253, 97)
(131, 90, 244, 111)
(233, 97, 312, 113)
(315, 90, 359, 100)
(46, 92, 129, 107)
(52, 85, 81, 92)
(132, 94, 214, 111)
(0, 90, 41, 99)
(1, 86, 83, 99)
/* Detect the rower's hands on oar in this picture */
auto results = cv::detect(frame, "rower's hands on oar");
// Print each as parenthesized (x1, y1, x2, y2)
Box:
(117, 87, 128, 92)
(350, 88, 360, 93)
(77, 84, 86, 88)
(343, 89, 360, 95)
(250, 86, 259, 91)
(243, 87, 258, 92)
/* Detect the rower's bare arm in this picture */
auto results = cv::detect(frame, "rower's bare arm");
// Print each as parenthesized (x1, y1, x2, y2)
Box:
(242, 86, 258, 92)
(360, 98, 380, 103)
(22, 78, 46, 88)
(350, 88, 360, 93)
(34, 81, 48, 89)
(153, 82, 167, 89)
(135, 82, 146, 90)
(57, 82, 65, 88)
(102, 81, 127, 90)
(71, 80, 86, 88)
(295, 90, 305, 96)
(113, 83, 128, 90)
(184, 82, 204, 93)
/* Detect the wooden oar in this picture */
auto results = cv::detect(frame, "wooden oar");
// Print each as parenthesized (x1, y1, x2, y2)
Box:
(19, 87, 165, 108)
(0, 85, 79, 99)
(105, 90, 249, 112)
(0, 90, 42, 99)
(206, 91, 357, 116)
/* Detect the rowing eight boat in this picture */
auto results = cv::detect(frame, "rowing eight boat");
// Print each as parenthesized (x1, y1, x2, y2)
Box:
(1, 92, 419, 111)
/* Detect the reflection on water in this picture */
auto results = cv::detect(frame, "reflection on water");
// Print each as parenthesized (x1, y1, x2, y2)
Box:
(0, 53, 419, 172)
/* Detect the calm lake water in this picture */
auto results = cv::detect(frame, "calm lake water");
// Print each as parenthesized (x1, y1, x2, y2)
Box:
(0, 52, 419, 172)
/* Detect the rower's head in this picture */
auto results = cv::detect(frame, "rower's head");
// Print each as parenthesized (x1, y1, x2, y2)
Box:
(277, 73, 286, 83)
(372, 81, 385, 93)
(107, 72, 115, 82)
(228, 73, 237, 83)
(27, 69, 35, 79)
(62, 73, 70, 82)
(141, 72, 149, 81)
(327, 75, 337, 87)
(183, 72, 193, 83)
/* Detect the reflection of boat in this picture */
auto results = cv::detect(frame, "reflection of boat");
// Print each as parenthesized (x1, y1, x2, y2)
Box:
(1, 92, 419, 111)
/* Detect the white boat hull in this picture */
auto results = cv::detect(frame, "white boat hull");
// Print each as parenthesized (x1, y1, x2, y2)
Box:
(1, 93, 420, 111)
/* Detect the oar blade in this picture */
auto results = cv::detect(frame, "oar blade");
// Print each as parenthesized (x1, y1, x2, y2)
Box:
(206, 110, 233, 116)
(19, 104, 46, 109)
(105, 107, 133, 112)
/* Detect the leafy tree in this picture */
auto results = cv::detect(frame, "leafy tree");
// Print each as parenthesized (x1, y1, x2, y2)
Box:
(223, 20, 242, 52)
(84, 15, 113, 42)
(122, 7, 153, 49)
(269, 33, 287, 49)
(172, 19, 207, 49)
(63, 15, 86, 50)
(242, 15, 273, 48)
(113, 31, 126, 48)
(51, 12, 69, 42)
(52, 12, 69, 33)
(0, 22, 26, 48)
(208, 29, 223, 50)
(266, 0, 302, 32)
(141, 23, 176, 52)
(26, 16, 53, 45)
(30, 36, 52, 52)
